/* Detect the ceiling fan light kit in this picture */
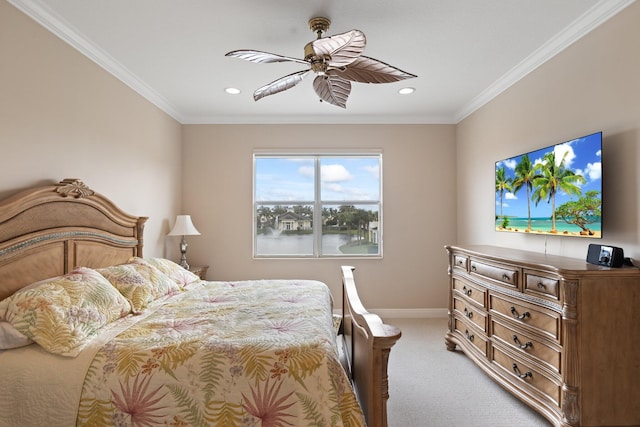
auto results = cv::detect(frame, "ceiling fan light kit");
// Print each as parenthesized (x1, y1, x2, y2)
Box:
(225, 17, 417, 108)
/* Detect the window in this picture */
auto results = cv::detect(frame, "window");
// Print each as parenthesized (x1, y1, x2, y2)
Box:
(254, 153, 382, 258)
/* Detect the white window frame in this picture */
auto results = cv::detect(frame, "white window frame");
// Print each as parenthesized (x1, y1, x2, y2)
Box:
(253, 151, 383, 259)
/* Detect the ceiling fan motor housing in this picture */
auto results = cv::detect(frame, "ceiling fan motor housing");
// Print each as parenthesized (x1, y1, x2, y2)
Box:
(304, 42, 328, 75)
(305, 18, 333, 75)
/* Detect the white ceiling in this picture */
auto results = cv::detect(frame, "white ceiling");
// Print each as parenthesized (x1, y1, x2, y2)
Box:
(10, 0, 634, 124)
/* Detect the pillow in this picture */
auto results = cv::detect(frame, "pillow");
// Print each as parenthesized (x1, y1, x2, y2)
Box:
(128, 257, 201, 287)
(0, 321, 33, 350)
(0, 267, 131, 357)
(97, 262, 181, 313)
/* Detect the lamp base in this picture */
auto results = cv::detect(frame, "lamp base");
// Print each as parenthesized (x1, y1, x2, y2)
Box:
(179, 236, 189, 270)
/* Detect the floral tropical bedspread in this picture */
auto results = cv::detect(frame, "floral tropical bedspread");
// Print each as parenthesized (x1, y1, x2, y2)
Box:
(76, 279, 365, 427)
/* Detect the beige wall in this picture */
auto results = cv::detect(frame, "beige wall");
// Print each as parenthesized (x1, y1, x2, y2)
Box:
(182, 125, 457, 310)
(0, 1, 183, 257)
(456, 2, 640, 260)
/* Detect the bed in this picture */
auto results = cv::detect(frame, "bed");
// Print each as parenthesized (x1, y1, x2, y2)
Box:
(0, 178, 401, 427)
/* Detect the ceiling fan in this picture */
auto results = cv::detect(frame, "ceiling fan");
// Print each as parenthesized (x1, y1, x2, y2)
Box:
(225, 17, 417, 108)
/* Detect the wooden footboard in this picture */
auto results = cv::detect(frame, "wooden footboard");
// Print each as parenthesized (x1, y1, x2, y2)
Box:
(340, 266, 401, 427)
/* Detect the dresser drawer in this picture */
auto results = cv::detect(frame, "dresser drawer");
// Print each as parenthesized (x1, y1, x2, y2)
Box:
(491, 345, 561, 406)
(453, 254, 468, 270)
(491, 319, 561, 373)
(470, 259, 519, 290)
(454, 317, 488, 357)
(489, 294, 561, 342)
(453, 277, 487, 308)
(453, 296, 487, 333)
(524, 270, 560, 301)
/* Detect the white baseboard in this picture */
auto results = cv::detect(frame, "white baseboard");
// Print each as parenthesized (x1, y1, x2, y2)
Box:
(370, 308, 448, 319)
(333, 308, 448, 319)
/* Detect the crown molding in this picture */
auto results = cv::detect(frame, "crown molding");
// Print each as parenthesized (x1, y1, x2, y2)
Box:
(454, 0, 636, 123)
(8, 0, 185, 123)
(181, 113, 457, 125)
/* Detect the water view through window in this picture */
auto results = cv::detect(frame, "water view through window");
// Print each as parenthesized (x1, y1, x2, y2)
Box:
(254, 154, 382, 257)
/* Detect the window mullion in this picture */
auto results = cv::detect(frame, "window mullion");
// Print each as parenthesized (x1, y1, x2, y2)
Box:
(314, 156, 322, 256)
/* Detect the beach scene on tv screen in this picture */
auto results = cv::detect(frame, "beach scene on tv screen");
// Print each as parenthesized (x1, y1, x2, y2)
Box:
(495, 132, 602, 238)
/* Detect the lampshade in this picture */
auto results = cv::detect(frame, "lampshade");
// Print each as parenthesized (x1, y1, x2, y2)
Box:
(168, 215, 200, 236)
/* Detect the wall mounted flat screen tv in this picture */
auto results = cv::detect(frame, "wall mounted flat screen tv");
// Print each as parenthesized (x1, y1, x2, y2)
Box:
(495, 131, 602, 238)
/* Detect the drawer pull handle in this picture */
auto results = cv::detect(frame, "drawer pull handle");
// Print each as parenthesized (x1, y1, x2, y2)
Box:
(510, 306, 530, 320)
(537, 281, 546, 289)
(502, 274, 510, 281)
(462, 286, 472, 297)
(512, 363, 532, 379)
(512, 335, 533, 349)
(458, 260, 464, 265)
(464, 329, 474, 342)
(464, 308, 473, 319)
(471, 265, 477, 271)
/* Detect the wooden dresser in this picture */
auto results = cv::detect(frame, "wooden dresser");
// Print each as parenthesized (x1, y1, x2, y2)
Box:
(445, 245, 640, 427)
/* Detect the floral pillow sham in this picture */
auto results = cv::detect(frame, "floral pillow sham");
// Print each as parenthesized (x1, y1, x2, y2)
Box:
(128, 257, 201, 287)
(97, 262, 182, 313)
(0, 267, 131, 357)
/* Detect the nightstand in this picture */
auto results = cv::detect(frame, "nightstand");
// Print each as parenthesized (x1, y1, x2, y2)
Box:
(188, 265, 209, 280)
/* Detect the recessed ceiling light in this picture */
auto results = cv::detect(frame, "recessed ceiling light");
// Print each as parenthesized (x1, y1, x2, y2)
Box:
(225, 87, 241, 95)
(398, 87, 415, 95)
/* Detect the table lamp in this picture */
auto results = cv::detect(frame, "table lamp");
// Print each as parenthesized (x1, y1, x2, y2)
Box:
(168, 215, 200, 269)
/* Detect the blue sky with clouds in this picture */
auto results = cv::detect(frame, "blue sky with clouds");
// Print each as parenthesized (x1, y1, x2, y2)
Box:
(495, 132, 602, 218)
(255, 156, 381, 203)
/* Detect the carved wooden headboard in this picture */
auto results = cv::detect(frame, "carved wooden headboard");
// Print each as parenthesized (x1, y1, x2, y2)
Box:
(0, 179, 148, 300)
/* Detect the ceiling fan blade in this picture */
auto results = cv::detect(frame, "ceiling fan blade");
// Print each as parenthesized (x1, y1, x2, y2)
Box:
(254, 70, 310, 101)
(312, 75, 351, 108)
(330, 56, 417, 83)
(311, 30, 366, 68)
(225, 50, 309, 66)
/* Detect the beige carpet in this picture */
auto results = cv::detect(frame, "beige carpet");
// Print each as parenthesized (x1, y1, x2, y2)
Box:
(385, 318, 552, 427)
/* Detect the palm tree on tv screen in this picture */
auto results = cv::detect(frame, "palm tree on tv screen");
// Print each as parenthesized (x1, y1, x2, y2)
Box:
(511, 154, 540, 232)
(532, 151, 585, 233)
(495, 167, 512, 226)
